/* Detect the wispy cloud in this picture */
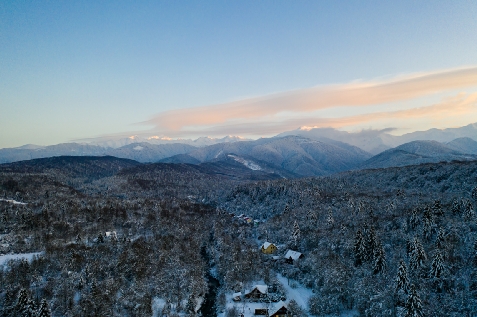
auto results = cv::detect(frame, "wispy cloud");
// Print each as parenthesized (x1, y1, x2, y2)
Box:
(141, 66, 477, 137)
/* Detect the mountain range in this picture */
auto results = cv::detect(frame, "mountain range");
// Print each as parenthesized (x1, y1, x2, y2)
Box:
(1, 123, 477, 177)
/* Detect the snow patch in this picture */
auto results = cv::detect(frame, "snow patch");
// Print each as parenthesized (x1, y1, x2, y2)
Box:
(133, 146, 144, 151)
(0, 199, 27, 205)
(0, 252, 43, 267)
(227, 155, 262, 171)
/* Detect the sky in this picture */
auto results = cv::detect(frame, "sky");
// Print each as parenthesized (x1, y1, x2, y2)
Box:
(1, 1, 477, 148)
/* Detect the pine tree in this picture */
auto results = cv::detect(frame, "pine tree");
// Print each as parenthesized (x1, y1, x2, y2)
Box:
(366, 227, 378, 262)
(451, 198, 461, 214)
(37, 299, 51, 317)
(354, 229, 366, 266)
(326, 209, 334, 227)
(186, 294, 196, 317)
(15, 289, 30, 316)
(430, 249, 445, 278)
(373, 241, 386, 274)
(409, 207, 420, 229)
(432, 199, 443, 217)
(284, 204, 290, 214)
(435, 227, 446, 249)
(464, 199, 475, 220)
(97, 232, 104, 243)
(472, 186, 477, 201)
(395, 260, 410, 293)
(405, 284, 423, 317)
(409, 238, 427, 272)
(292, 220, 300, 247)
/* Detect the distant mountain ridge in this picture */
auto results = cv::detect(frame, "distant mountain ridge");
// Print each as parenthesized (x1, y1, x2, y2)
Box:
(278, 123, 477, 154)
(165, 135, 372, 177)
(360, 139, 477, 169)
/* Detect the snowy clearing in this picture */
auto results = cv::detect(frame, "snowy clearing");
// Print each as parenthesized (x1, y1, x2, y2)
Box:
(276, 273, 313, 309)
(0, 252, 43, 267)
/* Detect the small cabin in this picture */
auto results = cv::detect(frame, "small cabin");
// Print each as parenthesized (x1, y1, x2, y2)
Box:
(245, 285, 268, 299)
(261, 242, 278, 254)
(269, 301, 288, 317)
(284, 250, 304, 264)
(232, 292, 242, 302)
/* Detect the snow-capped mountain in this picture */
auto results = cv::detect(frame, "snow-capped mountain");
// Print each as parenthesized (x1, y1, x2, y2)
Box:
(278, 123, 477, 155)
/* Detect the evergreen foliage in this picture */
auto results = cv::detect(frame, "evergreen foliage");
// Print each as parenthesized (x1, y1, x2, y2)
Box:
(405, 284, 423, 317)
(395, 260, 410, 293)
(354, 229, 366, 266)
(430, 249, 445, 279)
(37, 299, 51, 317)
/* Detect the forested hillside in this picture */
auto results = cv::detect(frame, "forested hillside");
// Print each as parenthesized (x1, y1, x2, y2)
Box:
(1, 157, 477, 316)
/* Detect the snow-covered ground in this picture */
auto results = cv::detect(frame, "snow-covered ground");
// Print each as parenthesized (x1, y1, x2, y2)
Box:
(217, 274, 315, 317)
(276, 273, 313, 310)
(0, 198, 27, 205)
(0, 252, 43, 267)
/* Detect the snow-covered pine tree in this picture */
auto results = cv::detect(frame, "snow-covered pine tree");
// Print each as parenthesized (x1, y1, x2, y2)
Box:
(37, 299, 51, 317)
(435, 227, 446, 249)
(15, 289, 29, 316)
(292, 220, 300, 247)
(472, 186, 477, 201)
(373, 241, 386, 274)
(405, 284, 423, 317)
(409, 207, 420, 229)
(327, 209, 334, 227)
(409, 238, 427, 272)
(354, 229, 366, 266)
(366, 227, 378, 262)
(451, 198, 461, 214)
(186, 294, 196, 317)
(395, 260, 410, 293)
(432, 199, 443, 217)
(284, 204, 290, 214)
(464, 199, 475, 220)
(430, 249, 445, 279)
(423, 216, 433, 241)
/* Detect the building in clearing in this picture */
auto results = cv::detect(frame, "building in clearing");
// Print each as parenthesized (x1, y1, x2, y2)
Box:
(254, 301, 288, 316)
(245, 285, 268, 299)
(284, 250, 304, 264)
(269, 301, 288, 317)
(261, 242, 278, 254)
(232, 292, 242, 301)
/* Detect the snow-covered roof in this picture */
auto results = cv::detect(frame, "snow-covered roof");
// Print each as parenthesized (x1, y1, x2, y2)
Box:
(261, 242, 275, 249)
(272, 256, 280, 260)
(233, 292, 242, 298)
(255, 285, 268, 294)
(284, 250, 303, 260)
(270, 301, 287, 316)
(246, 285, 268, 295)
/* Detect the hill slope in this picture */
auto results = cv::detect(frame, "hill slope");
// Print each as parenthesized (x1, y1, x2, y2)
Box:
(361, 140, 477, 169)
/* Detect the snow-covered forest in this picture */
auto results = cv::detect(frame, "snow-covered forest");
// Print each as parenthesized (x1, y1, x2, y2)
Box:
(1, 157, 477, 316)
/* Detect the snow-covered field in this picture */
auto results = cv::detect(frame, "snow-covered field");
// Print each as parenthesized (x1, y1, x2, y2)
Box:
(0, 252, 42, 267)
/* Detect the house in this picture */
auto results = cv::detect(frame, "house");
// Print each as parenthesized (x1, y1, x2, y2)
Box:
(284, 250, 304, 264)
(232, 292, 242, 301)
(261, 242, 278, 254)
(245, 285, 268, 299)
(254, 308, 268, 315)
(269, 301, 288, 317)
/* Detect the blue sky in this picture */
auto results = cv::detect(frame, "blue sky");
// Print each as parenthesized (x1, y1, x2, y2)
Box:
(1, 1, 477, 147)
